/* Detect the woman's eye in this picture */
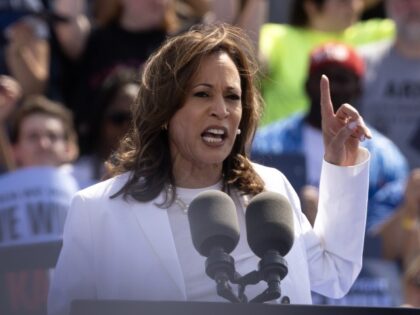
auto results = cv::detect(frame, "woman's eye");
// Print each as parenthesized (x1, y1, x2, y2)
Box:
(194, 91, 209, 98)
(227, 94, 241, 101)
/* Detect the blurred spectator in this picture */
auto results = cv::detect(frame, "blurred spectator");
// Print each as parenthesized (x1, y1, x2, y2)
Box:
(252, 41, 409, 307)
(10, 95, 78, 168)
(1, 95, 79, 315)
(73, 69, 138, 188)
(252, 42, 408, 233)
(377, 169, 420, 266)
(174, 0, 268, 45)
(52, 0, 91, 60)
(39, 0, 91, 104)
(259, 0, 395, 125)
(376, 169, 420, 307)
(267, 0, 294, 24)
(265, 0, 385, 24)
(403, 253, 420, 307)
(358, 0, 420, 169)
(361, 0, 386, 19)
(0, 0, 50, 96)
(71, 0, 180, 154)
(209, 0, 268, 45)
(0, 75, 21, 173)
(175, 0, 212, 28)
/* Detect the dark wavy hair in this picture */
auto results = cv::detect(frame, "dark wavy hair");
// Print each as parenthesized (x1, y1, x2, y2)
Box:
(108, 23, 265, 205)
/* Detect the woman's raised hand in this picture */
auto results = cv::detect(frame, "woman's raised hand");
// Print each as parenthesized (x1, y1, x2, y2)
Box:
(320, 75, 371, 166)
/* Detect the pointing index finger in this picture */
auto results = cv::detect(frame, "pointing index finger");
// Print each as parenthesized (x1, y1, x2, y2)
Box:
(320, 75, 334, 119)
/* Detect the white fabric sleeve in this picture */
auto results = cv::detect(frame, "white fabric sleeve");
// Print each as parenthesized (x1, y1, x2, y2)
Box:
(48, 194, 96, 315)
(303, 149, 370, 298)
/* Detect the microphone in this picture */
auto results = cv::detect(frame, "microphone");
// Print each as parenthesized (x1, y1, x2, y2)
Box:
(187, 190, 241, 302)
(246, 192, 294, 258)
(188, 190, 240, 256)
(244, 192, 294, 303)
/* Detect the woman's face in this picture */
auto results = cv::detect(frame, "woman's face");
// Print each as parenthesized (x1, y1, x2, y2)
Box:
(168, 51, 242, 176)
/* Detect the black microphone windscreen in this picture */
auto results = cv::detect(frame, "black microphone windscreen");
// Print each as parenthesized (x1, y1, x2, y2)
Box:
(187, 190, 240, 257)
(246, 192, 294, 257)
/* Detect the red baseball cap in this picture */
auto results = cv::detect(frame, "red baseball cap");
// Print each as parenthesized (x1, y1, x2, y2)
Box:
(309, 42, 365, 78)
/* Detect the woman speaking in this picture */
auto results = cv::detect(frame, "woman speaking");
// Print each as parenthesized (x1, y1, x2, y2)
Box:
(48, 24, 371, 315)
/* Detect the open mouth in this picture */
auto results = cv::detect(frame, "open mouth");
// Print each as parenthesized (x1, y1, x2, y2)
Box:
(201, 128, 227, 144)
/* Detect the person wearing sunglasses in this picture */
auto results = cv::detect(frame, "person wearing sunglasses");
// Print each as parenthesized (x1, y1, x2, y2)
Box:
(72, 69, 139, 188)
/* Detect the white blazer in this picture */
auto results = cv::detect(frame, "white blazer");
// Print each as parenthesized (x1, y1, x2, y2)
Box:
(48, 157, 370, 315)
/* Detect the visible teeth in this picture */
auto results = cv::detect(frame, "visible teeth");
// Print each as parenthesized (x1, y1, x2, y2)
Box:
(206, 128, 225, 135)
(202, 136, 223, 143)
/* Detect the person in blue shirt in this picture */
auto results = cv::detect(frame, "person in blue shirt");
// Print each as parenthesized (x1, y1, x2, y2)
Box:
(252, 42, 408, 233)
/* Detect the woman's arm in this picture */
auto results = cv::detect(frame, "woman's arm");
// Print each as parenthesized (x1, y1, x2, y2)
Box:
(303, 75, 371, 297)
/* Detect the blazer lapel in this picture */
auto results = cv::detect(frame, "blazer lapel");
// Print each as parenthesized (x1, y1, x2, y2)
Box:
(129, 194, 186, 299)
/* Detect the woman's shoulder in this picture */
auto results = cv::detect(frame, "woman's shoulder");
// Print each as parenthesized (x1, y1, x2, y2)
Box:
(75, 172, 132, 201)
(250, 162, 301, 209)
(251, 162, 289, 188)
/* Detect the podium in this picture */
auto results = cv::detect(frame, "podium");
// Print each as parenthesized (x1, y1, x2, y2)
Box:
(0, 240, 63, 315)
(70, 300, 419, 315)
(0, 240, 62, 272)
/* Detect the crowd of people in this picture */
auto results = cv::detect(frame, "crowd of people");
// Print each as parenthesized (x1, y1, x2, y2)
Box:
(0, 0, 419, 314)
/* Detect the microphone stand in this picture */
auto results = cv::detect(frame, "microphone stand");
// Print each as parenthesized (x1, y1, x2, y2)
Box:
(250, 249, 288, 303)
(205, 247, 241, 303)
(234, 249, 290, 304)
(205, 248, 290, 304)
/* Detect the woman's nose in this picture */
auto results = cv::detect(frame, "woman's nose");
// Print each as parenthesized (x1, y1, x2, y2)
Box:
(210, 96, 229, 119)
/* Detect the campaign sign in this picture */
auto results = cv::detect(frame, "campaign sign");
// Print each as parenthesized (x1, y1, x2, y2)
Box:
(0, 166, 79, 245)
(0, 166, 79, 314)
